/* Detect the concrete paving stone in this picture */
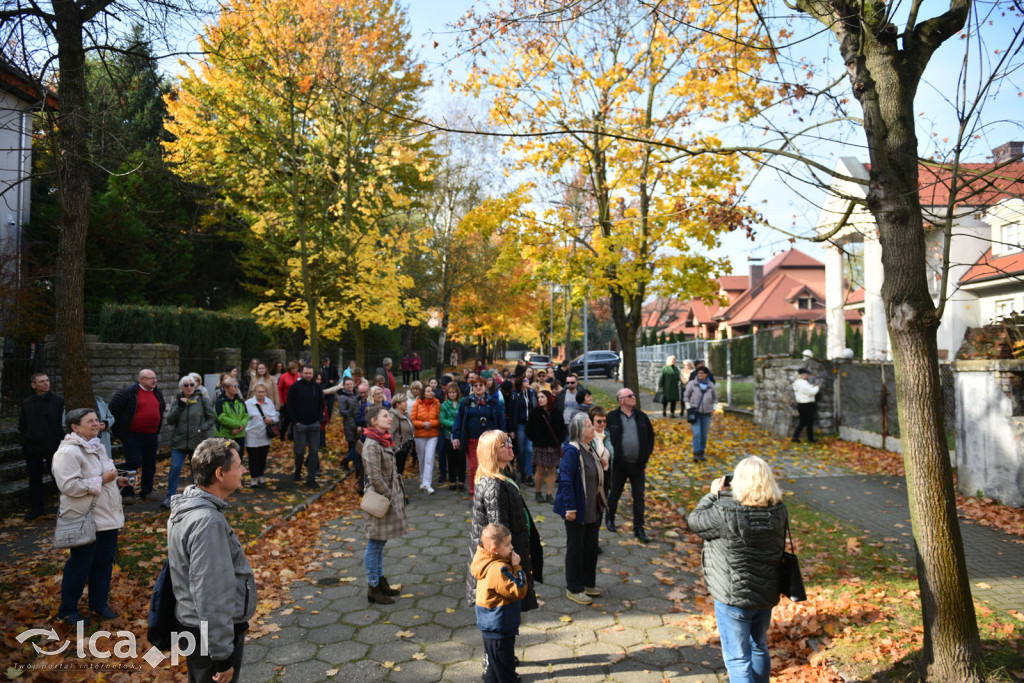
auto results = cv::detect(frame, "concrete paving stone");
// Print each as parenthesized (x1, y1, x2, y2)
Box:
(315, 639, 370, 664)
(367, 639, 421, 664)
(599, 626, 647, 648)
(296, 608, 342, 628)
(355, 622, 410, 645)
(407, 581, 445, 597)
(408, 559, 450, 575)
(423, 639, 472, 665)
(644, 625, 695, 644)
(257, 624, 307, 646)
(318, 583, 365, 601)
(388, 607, 433, 627)
(440, 659, 487, 682)
(242, 641, 269, 665)
(450, 623, 483, 645)
(274, 657, 339, 681)
(264, 639, 318, 665)
(402, 622, 453, 644)
(578, 640, 629, 659)
(433, 605, 477, 629)
(414, 594, 462, 613)
(628, 643, 688, 668)
(616, 612, 665, 631)
(340, 607, 383, 626)
(240, 660, 280, 683)
(634, 597, 678, 617)
(306, 622, 356, 644)
(520, 641, 574, 665)
(386, 657, 444, 683)
(333, 657, 390, 682)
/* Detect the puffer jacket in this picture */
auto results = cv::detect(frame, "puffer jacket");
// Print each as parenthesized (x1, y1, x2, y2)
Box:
(410, 397, 441, 438)
(792, 378, 819, 404)
(168, 486, 257, 664)
(687, 491, 787, 608)
(166, 392, 217, 452)
(466, 474, 541, 611)
(52, 433, 124, 532)
(684, 379, 718, 414)
(215, 395, 249, 440)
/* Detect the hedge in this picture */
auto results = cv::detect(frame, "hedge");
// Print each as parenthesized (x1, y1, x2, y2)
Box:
(98, 304, 269, 366)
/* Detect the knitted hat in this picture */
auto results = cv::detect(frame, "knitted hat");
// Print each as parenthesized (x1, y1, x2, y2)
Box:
(481, 370, 493, 379)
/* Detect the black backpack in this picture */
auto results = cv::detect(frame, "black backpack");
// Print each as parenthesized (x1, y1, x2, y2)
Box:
(147, 560, 181, 650)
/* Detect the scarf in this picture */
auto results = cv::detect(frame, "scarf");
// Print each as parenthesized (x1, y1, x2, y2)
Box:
(699, 382, 709, 390)
(363, 427, 394, 449)
(64, 431, 106, 457)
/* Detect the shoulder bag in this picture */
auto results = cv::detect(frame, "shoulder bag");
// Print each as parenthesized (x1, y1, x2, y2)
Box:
(54, 494, 99, 549)
(779, 518, 807, 602)
(255, 401, 280, 438)
(361, 487, 391, 518)
(686, 387, 708, 423)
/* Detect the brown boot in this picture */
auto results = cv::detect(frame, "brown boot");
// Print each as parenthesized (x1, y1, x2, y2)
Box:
(367, 583, 395, 605)
(379, 576, 401, 597)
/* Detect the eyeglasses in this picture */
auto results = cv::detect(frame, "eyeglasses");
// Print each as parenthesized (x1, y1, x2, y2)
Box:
(594, 419, 606, 425)
(182, 382, 195, 387)
(567, 381, 577, 386)
(502, 441, 513, 449)
(621, 393, 635, 399)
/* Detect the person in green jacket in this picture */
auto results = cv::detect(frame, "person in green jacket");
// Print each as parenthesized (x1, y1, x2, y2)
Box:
(658, 355, 682, 418)
(215, 378, 249, 458)
(439, 382, 463, 489)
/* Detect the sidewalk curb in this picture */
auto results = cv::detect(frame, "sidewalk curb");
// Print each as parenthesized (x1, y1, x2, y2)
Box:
(255, 477, 343, 542)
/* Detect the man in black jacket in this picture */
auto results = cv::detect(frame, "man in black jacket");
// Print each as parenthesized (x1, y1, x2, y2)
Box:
(109, 369, 166, 502)
(287, 365, 326, 488)
(19, 373, 65, 519)
(605, 387, 656, 543)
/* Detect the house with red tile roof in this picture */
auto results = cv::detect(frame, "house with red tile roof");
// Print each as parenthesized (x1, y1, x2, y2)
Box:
(817, 143, 1024, 360)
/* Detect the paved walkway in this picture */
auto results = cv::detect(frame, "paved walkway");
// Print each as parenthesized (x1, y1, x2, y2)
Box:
(243, 481, 724, 682)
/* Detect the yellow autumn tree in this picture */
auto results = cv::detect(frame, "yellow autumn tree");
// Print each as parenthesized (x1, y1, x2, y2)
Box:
(164, 0, 431, 365)
(458, 0, 774, 390)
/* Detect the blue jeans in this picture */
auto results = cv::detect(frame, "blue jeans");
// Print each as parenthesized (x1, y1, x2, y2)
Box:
(714, 601, 772, 683)
(515, 424, 532, 478)
(122, 431, 159, 497)
(59, 528, 119, 616)
(365, 538, 387, 587)
(166, 448, 191, 500)
(692, 413, 712, 454)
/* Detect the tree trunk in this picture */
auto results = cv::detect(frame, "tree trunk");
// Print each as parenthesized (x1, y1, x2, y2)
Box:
(857, 22, 982, 681)
(436, 290, 452, 379)
(53, 0, 94, 408)
(352, 319, 365, 371)
(610, 289, 639, 401)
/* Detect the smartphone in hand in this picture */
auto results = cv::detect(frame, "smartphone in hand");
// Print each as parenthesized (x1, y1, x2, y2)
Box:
(723, 475, 733, 487)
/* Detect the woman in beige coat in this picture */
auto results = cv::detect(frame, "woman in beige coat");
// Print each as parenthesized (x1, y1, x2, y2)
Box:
(52, 408, 130, 624)
(361, 405, 409, 605)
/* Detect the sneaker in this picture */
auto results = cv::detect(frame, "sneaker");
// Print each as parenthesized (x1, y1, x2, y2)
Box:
(584, 587, 602, 597)
(160, 498, 172, 510)
(565, 590, 593, 605)
(424, 486, 435, 494)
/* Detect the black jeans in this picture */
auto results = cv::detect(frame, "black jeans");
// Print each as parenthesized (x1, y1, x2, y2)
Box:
(447, 439, 466, 484)
(23, 447, 50, 515)
(607, 460, 647, 532)
(185, 625, 246, 683)
(662, 400, 677, 416)
(483, 636, 517, 683)
(794, 403, 816, 441)
(564, 519, 600, 593)
(247, 445, 269, 479)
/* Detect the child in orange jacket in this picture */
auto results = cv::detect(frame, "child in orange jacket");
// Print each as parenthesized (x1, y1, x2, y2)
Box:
(472, 523, 528, 683)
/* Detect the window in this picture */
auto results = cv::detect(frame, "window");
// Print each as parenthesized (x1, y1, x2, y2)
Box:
(797, 296, 815, 310)
(995, 298, 1015, 318)
(997, 223, 1023, 255)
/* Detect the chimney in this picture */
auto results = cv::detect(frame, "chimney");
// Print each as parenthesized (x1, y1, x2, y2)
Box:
(993, 141, 1023, 164)
(749, 258, 764, 288)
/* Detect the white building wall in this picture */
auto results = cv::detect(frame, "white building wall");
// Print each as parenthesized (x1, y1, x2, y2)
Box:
(0, 89, 33, 266)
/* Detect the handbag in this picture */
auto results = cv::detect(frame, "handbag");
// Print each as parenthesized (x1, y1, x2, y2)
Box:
(779, 519, 807, 602)
(255, 401, 280, 438)
(147, 560, 181, 650)
(360, 487, 391, 518)
(687, 386, 709, 424)
(653, 390, 664, 404)
(54, 494, 98, 549)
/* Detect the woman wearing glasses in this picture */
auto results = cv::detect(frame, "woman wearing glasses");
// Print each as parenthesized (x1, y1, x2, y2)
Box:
(466, 430, 542, 614)
(163, 375, 217, 508)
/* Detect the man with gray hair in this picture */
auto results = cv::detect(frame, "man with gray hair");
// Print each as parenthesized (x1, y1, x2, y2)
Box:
(167, 437, 256, 683)
(604, 387, 655, 543)
(109, 368, 165, 502)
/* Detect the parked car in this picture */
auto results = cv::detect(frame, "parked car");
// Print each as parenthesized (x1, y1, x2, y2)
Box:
(527, 354, 553, 373)
(570, 350, 620, 379)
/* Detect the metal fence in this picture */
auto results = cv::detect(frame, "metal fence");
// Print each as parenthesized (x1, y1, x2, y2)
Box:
(0, 340, 50, 417)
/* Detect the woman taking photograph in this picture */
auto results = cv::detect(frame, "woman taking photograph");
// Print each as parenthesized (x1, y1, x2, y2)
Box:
(553, 413, 604, 605)
(658, 355, 682, 418)
(247, 362, 280, 408)
(684, 366, 719, 462)
(52, 408, 128, 624)
(410, 385, 440, 494)
(361, 405, 409, 605)
(245, 384, 279, 487)
(466, 430, 541, 612)
(525, 389, 564, 504)
(163, 375, 217, 508)
(687, 456, 788, 683)
(440, 382, 464, 490)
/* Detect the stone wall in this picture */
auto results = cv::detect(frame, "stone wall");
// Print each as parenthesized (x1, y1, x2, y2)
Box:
(636, 360, 662, 392)
(753, 356, 835, 438)
(44, 336, 179, 444)
(953, 359, 1024, 507)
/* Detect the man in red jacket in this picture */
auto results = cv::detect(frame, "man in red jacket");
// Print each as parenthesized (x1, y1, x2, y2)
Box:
(109, 369, 165, 502)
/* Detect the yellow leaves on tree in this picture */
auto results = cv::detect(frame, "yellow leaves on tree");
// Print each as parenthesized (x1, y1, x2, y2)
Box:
(164, 0, 430, 364)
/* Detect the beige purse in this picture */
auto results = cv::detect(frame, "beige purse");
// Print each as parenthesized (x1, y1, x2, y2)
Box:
(360, 487, 391, 518)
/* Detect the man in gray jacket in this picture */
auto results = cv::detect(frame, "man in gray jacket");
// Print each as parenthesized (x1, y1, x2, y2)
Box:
(167, 438, 256, 682)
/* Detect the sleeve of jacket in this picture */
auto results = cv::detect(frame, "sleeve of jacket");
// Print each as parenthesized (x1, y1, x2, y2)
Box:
(108, 386, 129, 421)
(557, 445, 580, 513)
(363, 443, 391, 497)
(185, 513, 241, 665)
(641, 412, 655, 459)
(493, 402, 506, 432)
(439, 403, 455, 432)
(95, 398, 115, 433)
(686, 493, 725, 540)
(452, 400, 467, 441)
(166, 398, 183, 425)
(156, 390, 166, 428)
(494, 564, 528, 601)
(52, 444, 94, 498)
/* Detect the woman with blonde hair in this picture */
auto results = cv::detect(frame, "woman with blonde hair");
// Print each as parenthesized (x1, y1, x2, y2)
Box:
(687, 456, 788, 683)
(658, 354, 682, 418)
(466, 430, 541, 613)
(247, 362, 280, 408)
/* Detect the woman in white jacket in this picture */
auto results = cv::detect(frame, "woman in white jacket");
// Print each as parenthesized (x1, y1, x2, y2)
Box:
(52, 408, 129, 624)
(791, 368, 820, 443)
(245, 384, 280, 486)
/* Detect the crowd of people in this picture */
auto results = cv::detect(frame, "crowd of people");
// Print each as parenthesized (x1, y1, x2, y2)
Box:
(17, 351, 816, 682)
